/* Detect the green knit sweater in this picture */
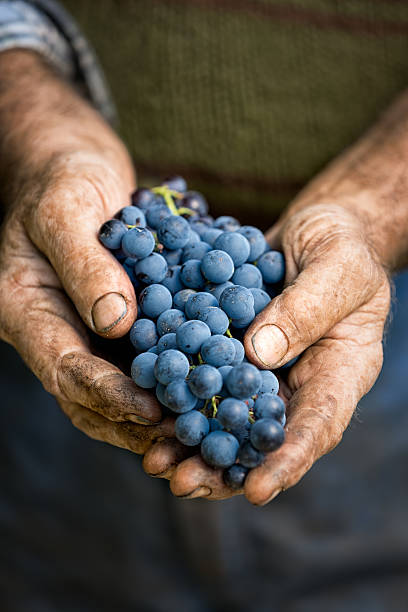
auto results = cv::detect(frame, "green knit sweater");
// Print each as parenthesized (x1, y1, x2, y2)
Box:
(63, 0, 408, 227)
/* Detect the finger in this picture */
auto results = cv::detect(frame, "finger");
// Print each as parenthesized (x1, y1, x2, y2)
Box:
(143, 438, 192, 480)
(26, 164, 136, 337)
(169, 455, 241, 500)
(244, 325, 384, 506)
(58, 351, 162, 424)
(245, 208, 387, 368)
(60, 401, 174, 454)
(0, 230, 161, 424)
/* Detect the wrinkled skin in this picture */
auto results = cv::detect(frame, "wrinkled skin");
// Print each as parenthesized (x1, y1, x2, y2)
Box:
(0, 154, 172, 454)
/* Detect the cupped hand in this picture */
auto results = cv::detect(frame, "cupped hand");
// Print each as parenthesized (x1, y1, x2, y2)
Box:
(0, 152, 170, 453)
(145, 203, 391, 503)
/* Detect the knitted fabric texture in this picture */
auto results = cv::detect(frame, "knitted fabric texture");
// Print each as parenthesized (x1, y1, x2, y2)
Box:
(62, 0, 408, 226)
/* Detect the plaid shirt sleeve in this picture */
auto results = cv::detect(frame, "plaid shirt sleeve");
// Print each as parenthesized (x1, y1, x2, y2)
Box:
(0, 0, 116, 123)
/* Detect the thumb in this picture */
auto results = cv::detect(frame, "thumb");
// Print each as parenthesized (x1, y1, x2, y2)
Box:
(27, 164, 137, 338)
(244, 234, 384, 369)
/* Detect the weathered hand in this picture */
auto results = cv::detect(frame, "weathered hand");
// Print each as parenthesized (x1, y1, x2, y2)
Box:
(145, 204, 390, 502)
(0, 153, 172, 452)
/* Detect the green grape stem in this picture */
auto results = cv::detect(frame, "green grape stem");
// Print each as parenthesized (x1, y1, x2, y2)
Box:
(152, 186, 181, 216)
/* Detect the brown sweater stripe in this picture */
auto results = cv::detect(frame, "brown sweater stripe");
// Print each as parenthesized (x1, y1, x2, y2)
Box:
(160, 0, 408, 35)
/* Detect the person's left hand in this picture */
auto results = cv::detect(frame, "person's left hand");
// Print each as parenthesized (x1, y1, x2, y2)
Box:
(143, 203, 391, 503)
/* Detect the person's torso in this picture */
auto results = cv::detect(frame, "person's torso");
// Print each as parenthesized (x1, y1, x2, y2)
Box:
(62, 0, 408, 226)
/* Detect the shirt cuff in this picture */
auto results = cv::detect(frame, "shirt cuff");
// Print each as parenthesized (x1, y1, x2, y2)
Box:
(0, 0, 116, 124)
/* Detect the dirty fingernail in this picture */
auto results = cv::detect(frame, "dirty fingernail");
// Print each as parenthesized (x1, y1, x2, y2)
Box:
(92, 292, 127, 333)
(252, 324, 288, 367)
(180, 486, 212, 499)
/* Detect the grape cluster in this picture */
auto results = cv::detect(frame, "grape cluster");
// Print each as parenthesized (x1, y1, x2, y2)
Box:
(98, 176, 286, 490)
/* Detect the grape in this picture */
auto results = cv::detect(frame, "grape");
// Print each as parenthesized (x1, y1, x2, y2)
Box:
(156, 309, 186, 336)
(213, 216, 240, 232)
(147, 345, 160, 355)
(200, 335, 236, 367)
(161, 265, 184, 294)
(157, 215, 191, 250)
(209, 417, 223, 432)
(165, 380, 198, 413)
(180, 191, 208, 216)
(238, 226, 266, 261)
(131, 187, 156, 209)
(185, 230, 201, 245)
(257, 250, 285, 284)
(98, 219, 128, 250)
(202, 228, 223, 246)
(230, 338, 245, 365)
(250, 418, 285, 452)
(157, 332, 178, 353)
(201, 250, 234, 284)
(259, 370, 279, 395)
(250, 287, 271, 314)
(176, 320, 211, 354)
(131, 352, 158, 389)
(196, 306, 229, 335)
(135, 253, 168, 284)
(201, 431, 239, 468)
(185, 292, 218, 319)
(181, 241, 212, 263)
(121, 227, 155, 259)
(187, 364, 223, 399)
(218, 364, 233, 397)
(213, 231, 250, 266)
(201, 215, 214, 225)
(180, 259, 206, 289)
(123, 257, 138, 285)
(175, 410, 209, 446)
(218, 365, 233, 381)
(232, 263, 263, 289)
(130, 319, 158, 352)
(119, 206, 146, 227)
(162, 248, 182, 266)
(253, 394, 285, 421)
(231, 424, 251, 444)
(237, 442, 264, 468)
(219, 285, 255, 320)
(173, 289, 197, 312)
(156, 382, 169, 407)
(188, 217, 213, 237)
(154, 349, 190, 385)
(207, 281, 234, 301)
(139, 284, 172, 318)
(162, 175, 187, 192)
(223, 464, 249, 489)
(217, 397, 249, 429)
(226, 363, 262, 398)
(146, 202, 172, 229)
(230, 309, 256, 329)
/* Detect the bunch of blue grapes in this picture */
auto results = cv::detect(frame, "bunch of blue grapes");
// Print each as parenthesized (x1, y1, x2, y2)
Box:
(99, 176, 287, 490)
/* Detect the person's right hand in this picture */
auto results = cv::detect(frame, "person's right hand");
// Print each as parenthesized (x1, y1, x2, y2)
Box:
(0, 150, 177, 455)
